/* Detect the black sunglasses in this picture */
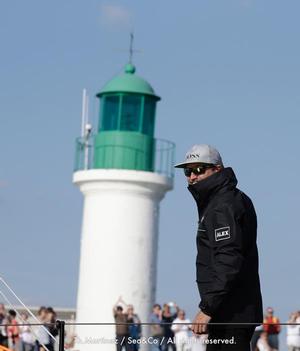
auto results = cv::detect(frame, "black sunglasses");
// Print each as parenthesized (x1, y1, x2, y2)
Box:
(184, 165, 214, 177)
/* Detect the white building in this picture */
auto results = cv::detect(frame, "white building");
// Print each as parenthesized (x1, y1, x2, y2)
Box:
(73, 63, 174, 351)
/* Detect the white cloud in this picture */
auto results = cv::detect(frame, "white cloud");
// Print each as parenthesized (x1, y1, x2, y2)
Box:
(100, 3, 133, 30)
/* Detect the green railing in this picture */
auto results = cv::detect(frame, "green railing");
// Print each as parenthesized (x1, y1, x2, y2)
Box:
(74, 136, 175, 179)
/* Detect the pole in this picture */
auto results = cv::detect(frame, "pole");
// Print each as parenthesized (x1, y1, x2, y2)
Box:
(81, 89, 87, 138)
(84, 94, 90, 170)
(56, 320, 65, 351)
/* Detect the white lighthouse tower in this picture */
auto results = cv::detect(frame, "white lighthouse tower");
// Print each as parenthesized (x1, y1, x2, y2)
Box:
(73, 62, 174, 351)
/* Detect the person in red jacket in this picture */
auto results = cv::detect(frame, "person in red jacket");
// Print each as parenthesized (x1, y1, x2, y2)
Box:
(263, 307, 280, 351)
(7, 310, 19, 351)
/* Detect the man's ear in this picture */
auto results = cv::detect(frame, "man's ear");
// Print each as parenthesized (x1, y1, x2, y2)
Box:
(214, 165, 223, 173)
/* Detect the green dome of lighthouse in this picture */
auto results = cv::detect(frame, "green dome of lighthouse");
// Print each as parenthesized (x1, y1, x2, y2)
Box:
(97, 64, 160, 100)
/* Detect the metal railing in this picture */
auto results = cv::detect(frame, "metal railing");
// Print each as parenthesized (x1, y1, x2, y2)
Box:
(74, 136, 175, 179)
(0, 321, 298, 351)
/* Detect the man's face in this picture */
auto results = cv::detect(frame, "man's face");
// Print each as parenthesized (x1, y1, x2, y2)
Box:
(185, 163, 221, 185)
(178, 311, 185, 320)
(39, 310, 47, 320)
(153, 306, 161, 315)
(163, 304, 170, 313)
(116, 307, 123, 315)
(46, 311, 54, 322)
(127, 305, 134, 314)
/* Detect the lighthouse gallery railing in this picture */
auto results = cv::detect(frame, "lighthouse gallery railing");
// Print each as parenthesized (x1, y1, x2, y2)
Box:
(74, 136, 175, 179)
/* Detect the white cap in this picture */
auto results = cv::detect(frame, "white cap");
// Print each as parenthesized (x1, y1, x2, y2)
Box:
(174, 144, 223, 168)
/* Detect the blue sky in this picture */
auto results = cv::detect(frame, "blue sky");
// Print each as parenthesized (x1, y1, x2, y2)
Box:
(1, 0, 299, 348)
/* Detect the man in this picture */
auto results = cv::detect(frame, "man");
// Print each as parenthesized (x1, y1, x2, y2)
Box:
(263, 307, 280, 350)
(161, 303, 178, 351)
(171, 310, 191, 351)
(126, 304, 142, 351)
(113, 297, 130, 351)
(45, 307, 58, 351)
(35, 306, 51, 351)
(175, 144, 263, 350)
(150, 304, 164, 351)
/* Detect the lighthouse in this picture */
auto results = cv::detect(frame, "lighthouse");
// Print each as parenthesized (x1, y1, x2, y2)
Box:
(73, 62, 174, 350)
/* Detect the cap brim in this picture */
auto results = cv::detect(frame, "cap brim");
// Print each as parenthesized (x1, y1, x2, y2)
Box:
(174, 162, 189, 168)
(174, 161, 218, 168)
(174, 161, 200, 168)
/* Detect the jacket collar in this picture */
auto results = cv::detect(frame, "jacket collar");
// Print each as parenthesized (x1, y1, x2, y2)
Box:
(188, 167, 238, 211)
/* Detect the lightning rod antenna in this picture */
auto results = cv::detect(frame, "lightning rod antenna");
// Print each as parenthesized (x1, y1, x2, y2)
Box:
(81, 89, 87, 138)
(129, 32, 134, 64)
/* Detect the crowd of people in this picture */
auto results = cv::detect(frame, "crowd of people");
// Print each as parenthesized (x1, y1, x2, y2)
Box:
(0, 301, 299, 351)
(0, 304, 58, 351)
(114, 297, 206, 351)
(148, 302, 206, 351)
(113, 300, 300, 351)
(251, 307, 300, 351)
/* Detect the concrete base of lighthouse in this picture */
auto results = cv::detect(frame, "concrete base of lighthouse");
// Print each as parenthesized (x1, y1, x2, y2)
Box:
(73, 169, 173, 351)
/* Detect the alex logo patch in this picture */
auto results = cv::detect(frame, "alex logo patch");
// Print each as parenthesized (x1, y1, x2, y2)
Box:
(215, 226, 231, 241)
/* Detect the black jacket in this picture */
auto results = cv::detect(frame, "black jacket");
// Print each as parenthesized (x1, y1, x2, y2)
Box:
(188, 167, 263, 327)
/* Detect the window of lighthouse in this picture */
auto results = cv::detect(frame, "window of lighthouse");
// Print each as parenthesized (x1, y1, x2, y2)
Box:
(102, 95, 119, 130)
(120, 95, 141, 131)
(143, 96, 156, 136)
